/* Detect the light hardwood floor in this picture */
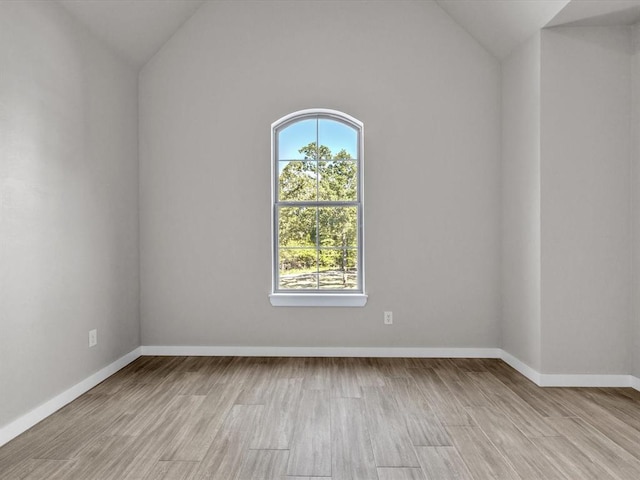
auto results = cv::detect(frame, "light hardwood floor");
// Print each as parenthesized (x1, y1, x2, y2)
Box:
(1, 356, 640, 479)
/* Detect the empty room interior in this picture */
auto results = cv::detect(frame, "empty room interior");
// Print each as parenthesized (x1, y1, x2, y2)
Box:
(3, 0, 640, 478)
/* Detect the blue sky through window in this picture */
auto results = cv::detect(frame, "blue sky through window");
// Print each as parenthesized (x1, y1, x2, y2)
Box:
(278, 118, 357, 160)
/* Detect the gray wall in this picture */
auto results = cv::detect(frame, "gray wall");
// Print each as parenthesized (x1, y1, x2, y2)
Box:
(501, 34, 542, 371)
(0, 1, 139, 428)
(540, 26, 632, 375)
(139, 0, 501, 348)
(633, 24, 640, 379)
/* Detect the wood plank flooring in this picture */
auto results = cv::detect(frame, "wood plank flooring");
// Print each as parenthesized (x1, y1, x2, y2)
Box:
(1, 357, 640, 479)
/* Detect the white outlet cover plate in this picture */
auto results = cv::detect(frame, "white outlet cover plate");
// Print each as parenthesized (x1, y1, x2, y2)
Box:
(89, 329, 97, 347)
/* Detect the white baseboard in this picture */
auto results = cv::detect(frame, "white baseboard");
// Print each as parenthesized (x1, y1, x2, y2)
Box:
(499, 350, 542, 385)
(2, 345, 638, 448)
(140, 346, 640, 392)
(538, 374, 633, 388)
(499, 349, 640, 391)
(141, 345, 502, 358)
(0, 347, 142, 448)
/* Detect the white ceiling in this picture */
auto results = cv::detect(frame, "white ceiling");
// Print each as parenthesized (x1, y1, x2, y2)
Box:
(59, 0, 205, 68)
(57, 0, 640, 69)
(547, 0, 640, 27)
(435, 0, 570, 59)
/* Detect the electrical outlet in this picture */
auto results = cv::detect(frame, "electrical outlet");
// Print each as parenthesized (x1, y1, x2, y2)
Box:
(384, 311, 393, 325)
(89, 329, 97, 347)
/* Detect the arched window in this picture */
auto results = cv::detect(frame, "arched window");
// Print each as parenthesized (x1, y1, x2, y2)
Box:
(270, 109, 366, 307)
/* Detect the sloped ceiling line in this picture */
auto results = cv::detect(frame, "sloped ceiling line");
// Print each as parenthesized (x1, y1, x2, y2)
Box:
(59, 0, 205, 68)
(58, 0, 640, 69)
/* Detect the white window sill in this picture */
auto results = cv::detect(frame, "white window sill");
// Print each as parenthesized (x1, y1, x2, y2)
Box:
(270, 293, 368, 307)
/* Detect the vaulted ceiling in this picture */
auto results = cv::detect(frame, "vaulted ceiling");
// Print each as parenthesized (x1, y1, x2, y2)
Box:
(59, 0, 205, 67)
(435, 0, 570, 59)
(58, 0, 640, 69)
(547, 0, 640, 27)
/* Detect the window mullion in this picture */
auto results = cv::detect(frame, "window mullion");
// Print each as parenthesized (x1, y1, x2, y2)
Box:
(315, 118, 320, 290)
(315, 117, 320, 290)
(277, 201, 358, 207)
(315, 206, 320, 290)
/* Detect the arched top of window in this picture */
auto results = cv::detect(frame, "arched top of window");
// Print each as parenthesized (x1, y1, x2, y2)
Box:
(274, 109, 362, 163)
(273, 108, 363, 136)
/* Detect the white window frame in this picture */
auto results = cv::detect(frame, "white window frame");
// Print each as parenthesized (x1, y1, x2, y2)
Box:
(270, 108, 367, 307)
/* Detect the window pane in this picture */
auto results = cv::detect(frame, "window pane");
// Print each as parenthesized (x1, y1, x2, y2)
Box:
(278, 206, 317, 247)
(318, 119, 357, 160)
(278, 119, 317, 160)
(319, 160, 357, 201)
(278, 161, 317, 201)
(319, 249, 358, 289)
(318, 207, 358, 248)
(279, 248, 318, 289)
